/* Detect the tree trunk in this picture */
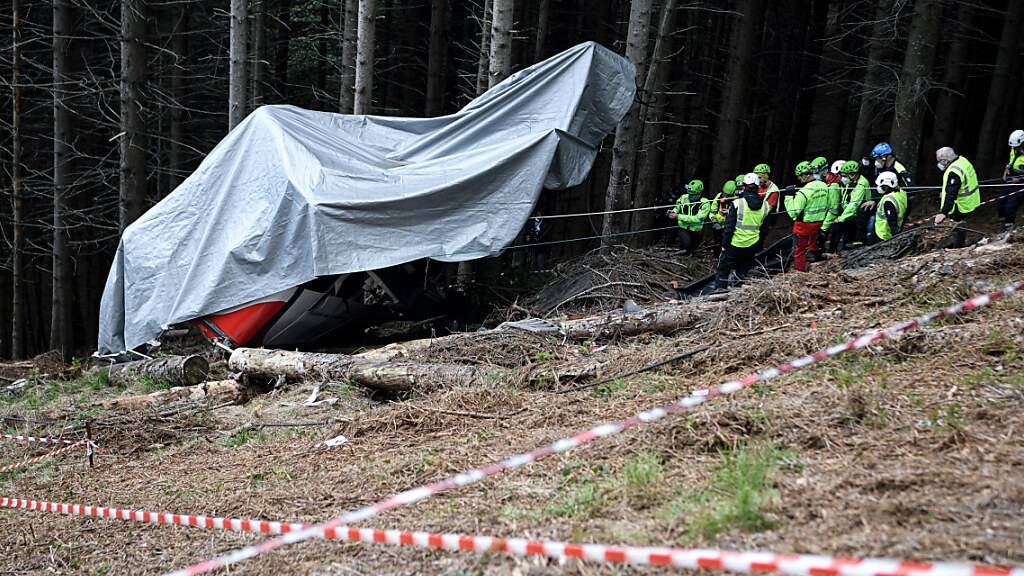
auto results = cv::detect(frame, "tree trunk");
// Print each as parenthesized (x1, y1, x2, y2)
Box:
(99, 380, 248, 410)
(974, 1, 1024, 175)
(11, 0, 26, 359)
(601, 0, 654, 245)
(231, 348, 600, 392)
(359, 300, 704, 363)
(317, 1, 329, 94)
(458, 0, 494, 287)
(275, 0, 292, 99)
(168, 4, 188, 190)
(888, 0, 941, 178)
(630, 0, 678, 241)
(475, 0, 492, 96)
(120, 0, 148, 232)
(709, 0, 761, 198)
(354, 0, 377, 114)
(339, 0, 357, 112)
(231, 348, 497, 392)
(931, 3, 972, 150)
(534, 0, 549, 62)
(251, 0, 265, 108)
(51, 0, 73, 360)
(104, 355, 210, 388)
(850, 0, 893, 162)
(425, 0, 447, 116)
(229, 0, 249, 129)
(488, 0, 513, 88)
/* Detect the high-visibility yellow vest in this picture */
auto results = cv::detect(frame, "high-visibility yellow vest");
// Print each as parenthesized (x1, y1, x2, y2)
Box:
(941, 155, 980, 214)
(731, 197, 766, 248)
(874, 189, 908, 241)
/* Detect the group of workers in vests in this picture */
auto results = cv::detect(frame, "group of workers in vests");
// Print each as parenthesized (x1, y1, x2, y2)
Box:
(667, 129, 1024, 291)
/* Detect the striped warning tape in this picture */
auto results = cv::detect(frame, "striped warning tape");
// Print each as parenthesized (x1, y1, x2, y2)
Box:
(0, 439, 90, 474)
(905, 186, 1024, 228)
(170, 279, 1024, 576)
(0, 433, 76, 446)
(3, 496, 1020, 576)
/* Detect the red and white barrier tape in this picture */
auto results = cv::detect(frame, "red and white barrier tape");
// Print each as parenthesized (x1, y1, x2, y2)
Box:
(3, 496, 1020, 576)
(0, 439, 89, 474)
(905, 186, 1024, 228)
(0, 433, 76, 446)
(170, 279, 1024, 576)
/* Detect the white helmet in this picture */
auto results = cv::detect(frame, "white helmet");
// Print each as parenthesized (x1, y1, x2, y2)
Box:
(936, 146, 957, 163)
(875, 171, 898, 190)
(1010, 129, 1024, 148)
(742, 172, 760, 186)
(830, 160, 845, 174)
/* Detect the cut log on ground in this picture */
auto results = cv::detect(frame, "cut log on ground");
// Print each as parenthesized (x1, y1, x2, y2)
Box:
(231, 348, 504, 392)
(99, 379, 248, 410)
(105, 355, 209, 388)
(230, 348, 602, 392)
(355, 303, 705, 362)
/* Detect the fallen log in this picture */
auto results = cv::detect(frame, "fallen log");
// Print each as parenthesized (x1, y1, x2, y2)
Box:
(230, 348, 502, 392)
(99, 379, 248, 410)
(355, 302, 705, 362)
(105, 355, 209, 388)
(230, 348, 603, 392)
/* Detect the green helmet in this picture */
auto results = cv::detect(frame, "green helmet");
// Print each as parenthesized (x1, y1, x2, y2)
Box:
(753, 163, 771, 175)
(794, 161, 812, 176)
(810, 156, 828, 172)
(722, 180, 737, 196)
(840, 160, 860, 175)
(734, 174, 745, 187)
(685, 179, 705, 195)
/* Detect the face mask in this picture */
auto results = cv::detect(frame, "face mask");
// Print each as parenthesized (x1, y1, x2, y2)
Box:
(937, 162, 948, 171)
(840, 176, 851, 186)
(874, 159, 884, 169)
(813, 173, 823, 181)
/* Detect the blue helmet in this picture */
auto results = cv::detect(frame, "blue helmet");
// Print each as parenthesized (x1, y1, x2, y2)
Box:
(871, 142, 893, 158)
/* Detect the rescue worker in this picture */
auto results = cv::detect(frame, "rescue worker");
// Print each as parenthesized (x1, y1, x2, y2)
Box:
(809, 156, 829, 177)
(870, 142, 912, 188)
(933, 146, 980, 248)
(754, 163, 780, 213)
(714, 173, 766, 290)
(870, 171, 908, 244)
(808, 156, 832, 259)
(709, 179, 738, 249)
(820, 159, 844, 254)
(784, 160, 830, 272)
(999, 129, 1024, 230)
(824, 160, 870, 252)
(827, 160, 845, 185)
(667, 179, 710, 255)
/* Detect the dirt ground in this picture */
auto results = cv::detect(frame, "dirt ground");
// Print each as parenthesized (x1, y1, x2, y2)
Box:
(1, 226, 1023, 575)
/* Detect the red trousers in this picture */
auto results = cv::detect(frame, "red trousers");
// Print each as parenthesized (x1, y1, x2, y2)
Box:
(793, 221, 822, 272)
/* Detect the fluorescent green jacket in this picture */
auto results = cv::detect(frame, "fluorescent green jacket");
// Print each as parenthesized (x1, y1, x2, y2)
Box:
(821, 181, 842, 231)
(837, 175, 870, 223)
(674, 194, 711, 232)
(785, 180, 830, 224)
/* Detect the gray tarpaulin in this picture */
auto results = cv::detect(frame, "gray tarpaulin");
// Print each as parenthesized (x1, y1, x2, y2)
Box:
(97, 42, 635, 353)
